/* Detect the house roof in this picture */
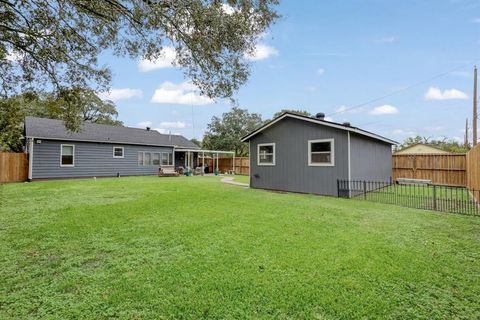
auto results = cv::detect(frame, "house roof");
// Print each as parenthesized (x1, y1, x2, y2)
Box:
(394, 143, 452, 155)
(24, 117, 200, 149)
(241, 112, 398, 145)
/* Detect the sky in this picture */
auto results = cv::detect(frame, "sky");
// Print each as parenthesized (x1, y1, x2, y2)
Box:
(98, 0, 480, 144)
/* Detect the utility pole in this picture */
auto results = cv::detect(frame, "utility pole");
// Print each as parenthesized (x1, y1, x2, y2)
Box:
(473, 66, 478, 146)
(465, 118, 469, 147)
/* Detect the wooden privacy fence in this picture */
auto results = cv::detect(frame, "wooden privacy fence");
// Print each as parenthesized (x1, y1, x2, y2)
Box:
(392, 154, 467, 186)
(0, 152, 28, 183)
(466, 145, 480, 200)
(202, 157, 250, 175)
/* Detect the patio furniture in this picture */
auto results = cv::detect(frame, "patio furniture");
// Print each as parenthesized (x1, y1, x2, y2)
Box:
(159, 166, 179, 177)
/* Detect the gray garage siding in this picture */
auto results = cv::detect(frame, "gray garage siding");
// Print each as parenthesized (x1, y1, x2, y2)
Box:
(249, 117, 349, 196)
(350, 133, 392, 182)
(32, 139, 172, 179)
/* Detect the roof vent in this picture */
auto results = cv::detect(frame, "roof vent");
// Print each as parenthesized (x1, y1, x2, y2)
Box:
(342, 122, 351, 127)
(146, 127, 151, 131)
(315, 112, 325, 120)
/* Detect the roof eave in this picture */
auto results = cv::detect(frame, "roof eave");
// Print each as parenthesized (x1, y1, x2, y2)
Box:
(241, 113, 398, 145)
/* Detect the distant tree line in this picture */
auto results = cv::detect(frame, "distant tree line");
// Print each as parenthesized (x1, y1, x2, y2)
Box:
(0, 89, 122, 152)
(395, 136, 470, 153)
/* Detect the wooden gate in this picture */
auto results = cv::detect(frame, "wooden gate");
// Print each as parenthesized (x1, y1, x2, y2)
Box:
(0, 152, 29, 183)
(392, 154, 467, 186)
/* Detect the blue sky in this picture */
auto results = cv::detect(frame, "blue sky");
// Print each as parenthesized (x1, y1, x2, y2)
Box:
(99, 0, 480, 144)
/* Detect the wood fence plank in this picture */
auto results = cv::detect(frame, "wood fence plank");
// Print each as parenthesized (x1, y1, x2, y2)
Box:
(392, 154, 466, 186)
(0, 152, 28, 183)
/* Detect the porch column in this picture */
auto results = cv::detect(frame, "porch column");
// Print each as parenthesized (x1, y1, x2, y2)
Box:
(202, 151, 205, 176)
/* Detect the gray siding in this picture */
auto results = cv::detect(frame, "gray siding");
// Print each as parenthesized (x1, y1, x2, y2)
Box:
(32, 139, 173, 179)
(350, 133, 392, 182)
(249, 118, 349, 196)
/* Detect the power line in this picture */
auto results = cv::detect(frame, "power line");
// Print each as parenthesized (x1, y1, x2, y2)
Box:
(327, 59, 480, 117)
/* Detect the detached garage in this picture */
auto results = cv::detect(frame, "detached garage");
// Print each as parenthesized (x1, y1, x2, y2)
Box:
(241, 112, 397, 196)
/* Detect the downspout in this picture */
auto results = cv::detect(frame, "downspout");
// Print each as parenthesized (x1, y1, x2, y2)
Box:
(347, 132, 351, 198)
(248, 140, 251, 188)
(28, 137, 33, 181)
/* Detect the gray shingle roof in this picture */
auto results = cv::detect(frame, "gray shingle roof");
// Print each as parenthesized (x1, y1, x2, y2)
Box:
(24, 117, 199, 149)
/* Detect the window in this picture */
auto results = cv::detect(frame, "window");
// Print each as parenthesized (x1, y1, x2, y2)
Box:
(113, 147, 124, 158)
(161, 152, 173, 166)
(257, 143, 275, 166)
(152, 153, 160, 165)
(144, 152, 152, 166)
(138, 151, 172, 166)
(308, 139, 334, 166)
(60, 144, 75, 167)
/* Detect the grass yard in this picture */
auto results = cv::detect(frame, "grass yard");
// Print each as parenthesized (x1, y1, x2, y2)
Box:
(233, 174, 250, 184)
(1, 176, 480, 319)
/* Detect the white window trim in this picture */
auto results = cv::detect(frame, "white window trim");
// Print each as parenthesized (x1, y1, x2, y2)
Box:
(308, 139, 335, 167)
(257, 143, 276, 166)
(113, 146, 124, 158)
(60, 144, 75, 167)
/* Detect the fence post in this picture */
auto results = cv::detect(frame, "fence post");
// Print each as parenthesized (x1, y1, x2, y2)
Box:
(433, 185, 437, 211)
(337, 179, 340, 197)
(363, 180, 367, 200)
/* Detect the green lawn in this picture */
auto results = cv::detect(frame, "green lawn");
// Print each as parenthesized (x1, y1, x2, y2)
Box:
(233, 174, 250, 184)
(1, 176, 479, 319)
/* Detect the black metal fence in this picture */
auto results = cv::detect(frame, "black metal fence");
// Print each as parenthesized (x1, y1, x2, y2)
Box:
(337, 180, 480, 216)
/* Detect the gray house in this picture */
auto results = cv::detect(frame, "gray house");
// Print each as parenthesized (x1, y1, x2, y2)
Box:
(241, 112, 397, 196)
(24, 117, 200, 180)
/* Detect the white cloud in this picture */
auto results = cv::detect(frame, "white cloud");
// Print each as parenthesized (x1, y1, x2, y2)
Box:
(335, 105, 365, 114)
(424, 87, 468, 100)
(375, 36, 397, 43)
(244, 44, 278, 61)
(324, 116, 334, 122)
(150, 81, 214, 105)
(221, 3, 235, 15)
(317, 68, 325, 75)
(4, 49, 22, 62)
(369, 105, 399, 115)
(137, 121, 152, 128)
(138, 47, 176, 72)
(98, 88, 143, 101)
(159, 121, 188, 129)
(393, 128, 416, 136)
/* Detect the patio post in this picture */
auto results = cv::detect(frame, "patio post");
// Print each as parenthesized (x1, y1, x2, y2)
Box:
(202, 151, 205, 176)
(233, 153, 235, 175)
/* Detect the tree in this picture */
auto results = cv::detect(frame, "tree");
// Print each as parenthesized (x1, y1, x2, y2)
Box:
(190, 138, 202, 148)
(395, 135, 471, 153)
(203, 107, 263, 156)
(1, 1, 278, 129)
(272, 109, 312, 119)
(0, 89, 122, 152)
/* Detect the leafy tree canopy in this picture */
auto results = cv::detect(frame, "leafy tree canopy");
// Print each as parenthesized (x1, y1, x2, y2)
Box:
(395, 135, 470, 153)
(190, 138, 202, 148)
(202, 107, 263, 156)
(0, 89, 122, 152)
(272, 109, 312, 119)
(0, 0, 278, 129)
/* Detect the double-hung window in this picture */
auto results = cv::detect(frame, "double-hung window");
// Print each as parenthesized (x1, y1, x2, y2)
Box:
(308, 139, 334, 166)
(138, 151, 172, 166)
(113, 147, 124, 158)
(60, 144, 75, 167)
(257, 143, 275, 166)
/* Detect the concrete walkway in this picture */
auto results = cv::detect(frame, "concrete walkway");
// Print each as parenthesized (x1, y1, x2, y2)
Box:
(220, 176, 249, 188)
